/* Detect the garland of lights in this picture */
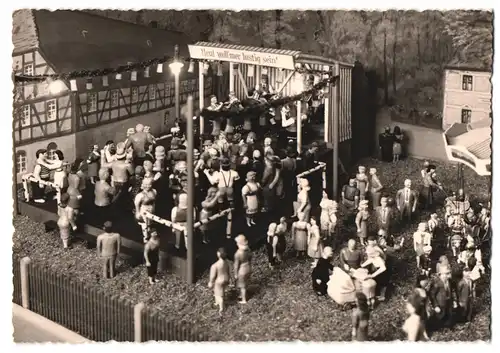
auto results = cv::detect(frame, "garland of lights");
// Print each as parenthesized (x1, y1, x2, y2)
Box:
(200, 75, 339, 120)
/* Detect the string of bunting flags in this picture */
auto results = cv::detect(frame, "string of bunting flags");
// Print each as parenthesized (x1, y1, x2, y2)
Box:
(200, 74, 340, 120)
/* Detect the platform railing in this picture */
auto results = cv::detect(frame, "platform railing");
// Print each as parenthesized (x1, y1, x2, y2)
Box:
(14, 256, 210, 342)
(21, 173, 62, 204)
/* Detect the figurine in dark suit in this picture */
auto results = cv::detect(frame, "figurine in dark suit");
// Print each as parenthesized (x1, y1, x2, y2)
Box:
(375, 197, 395, 235)
(396, 179, 418, 224)
(428, 264, 456, 329)
(378, 126, 394, 162)
(456, 267, 474, 323)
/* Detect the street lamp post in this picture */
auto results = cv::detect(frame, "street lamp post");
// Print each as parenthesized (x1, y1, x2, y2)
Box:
(169, 45, 184, 121)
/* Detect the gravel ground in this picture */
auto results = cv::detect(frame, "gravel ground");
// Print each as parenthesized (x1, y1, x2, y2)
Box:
(12, 157, 491, 341)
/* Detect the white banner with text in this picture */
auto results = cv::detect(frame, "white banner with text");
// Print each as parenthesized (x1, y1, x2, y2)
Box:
(188, 45, 296, 70)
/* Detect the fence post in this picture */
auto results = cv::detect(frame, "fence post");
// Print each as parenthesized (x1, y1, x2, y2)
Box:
(20, 257, 31, 309)
(134, 302, 145, 343)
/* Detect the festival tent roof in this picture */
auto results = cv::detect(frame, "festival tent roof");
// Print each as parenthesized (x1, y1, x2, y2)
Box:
(443, 118, 491, 176)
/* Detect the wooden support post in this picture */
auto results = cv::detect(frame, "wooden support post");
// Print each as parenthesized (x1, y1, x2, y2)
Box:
(134, 302, 145, 342)
(20, 256, 31, 309)
(332, 63, 340, 200)
(229, 63, 234, 92)
(297, 100, 302, 154)
(186, 95, 195, 285)
(198, 62, 205, 137)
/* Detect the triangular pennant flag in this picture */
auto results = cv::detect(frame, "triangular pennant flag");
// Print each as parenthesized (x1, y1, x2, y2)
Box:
(144, 67, 150, 78)
(70, 79, 78, 91)
(102, 76, 109, 87)
(116, 73, 122, 80)
(247, 65, 254, 77)
(86, 78, 93, 90)
(131, 71, 137, 81)
(157, 63, 163, 73)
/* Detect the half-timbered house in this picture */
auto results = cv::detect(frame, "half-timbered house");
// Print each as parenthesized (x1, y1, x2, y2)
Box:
(12, 10, 213, 183)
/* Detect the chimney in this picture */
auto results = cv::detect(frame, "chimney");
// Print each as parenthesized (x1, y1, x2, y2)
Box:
(149, 21, 158, 28)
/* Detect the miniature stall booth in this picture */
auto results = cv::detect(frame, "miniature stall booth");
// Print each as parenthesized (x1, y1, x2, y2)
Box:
(188, 42, 354, 198)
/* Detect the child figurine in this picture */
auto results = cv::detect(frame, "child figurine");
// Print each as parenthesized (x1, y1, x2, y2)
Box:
(448, 214, 465, 257)
(413, 222, 432, 269)
(320, 193, 338, 241)
(291, 212, 310, 258)
(293, 178, 311, 221)
(266, 223, 278, 269)
(307, 217, 323, 268)
(208, 247, 231, 314)
(144, 229, 160, 284)
(234, 235, 252, 304)
(457, 267, 473, 323)
(134, 178, 157, 243)
(355, 166, 369, 201)
(200, 187, 220, 244)
(87, 144, 101, 184)
(355, 200, 370, 246)
(241, 171, 261, 227)
(57, 193, 77, 249)
(419, 246, 433, 277)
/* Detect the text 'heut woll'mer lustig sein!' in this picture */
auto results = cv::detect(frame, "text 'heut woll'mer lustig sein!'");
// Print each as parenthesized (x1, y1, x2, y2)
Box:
(199, 49, 279, 65)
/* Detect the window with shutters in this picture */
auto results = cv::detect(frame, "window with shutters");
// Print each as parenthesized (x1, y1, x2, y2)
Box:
(23, 63, 34, 76)
(461, 109, 472, 124)
(20, 105, 31, 127)
(462, 75, 473, 91)
(16, 150, 27, 173)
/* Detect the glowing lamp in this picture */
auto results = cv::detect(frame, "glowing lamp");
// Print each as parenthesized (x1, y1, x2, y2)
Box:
(49, 79, 66, 95)
(169, 45, 184, 76)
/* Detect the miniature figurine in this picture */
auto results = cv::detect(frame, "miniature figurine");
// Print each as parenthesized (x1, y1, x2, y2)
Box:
(144, 229, 160, 284)
(128, 165, 145, 201)
(171, 193, 196, 249)
(361, 246, 388, 306)
(66, 168, 83, 222)
(312, 246, 334, 296)
(448, 213, 465, 257)
(293, 178, 311, 221)
(427, 213, 442, 236)
(96, 221, 121, 279)
(31, 149, 51, 203)
(204, 157, 239, 207)
(355, 166, 369, 201)
(456, 267, 473, 323)
(241, 171, 261, 227)
(368, 168, 383, 208)
(134, 178, 157, 243)
(428, 264, 455, 329)
(402, 292, 429, 341)
(458, 241, 485, 294)
(266, 223, 279, 268)
(263, 137, 274, 156)
(87, 144, 101, 184)
(101, 143, 134, 206)
(374, 197, 395, 236)
(378, 126, 394, 162)
(51, 150, 68, 196)
(261, 155, 282, 212)
(352, 292, 370, 341)
(57, 193, 76, 249)
(413, 222, 432, 269)
(340, 239, 363, 272)
(421, 164, 442, 211)
(94, 168, 115, 224)
(144, 125, 156, 144)
(250, 149, 264, 181)
(396, 179, 418, 224)
(153, 145, 166, 179)
(234, 235, 252, 304)
(307, 217, 323, 268)
(420, 161, 430, 179)
(392, 126, 404, 162)
(355, 200, 370, 246)
(319, 190, 338, 240)
(291, 212, 310, 258)
(342, 179, 360, 212)
(144, 142, 155, 163)
(435, 255, 450, 275)
(124, 124, 154, 166)
(166, 138, 187, 169)
(419, 246, 433, 277)
(208, 247, 231, 314)
(200, 186, 220, 244)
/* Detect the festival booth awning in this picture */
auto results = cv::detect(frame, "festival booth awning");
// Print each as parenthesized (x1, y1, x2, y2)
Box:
(442, 119, 491, 176)
(188, 42, 353, 151)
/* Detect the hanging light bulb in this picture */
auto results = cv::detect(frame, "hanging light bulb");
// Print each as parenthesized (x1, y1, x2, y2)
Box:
(169, 45, 184, 76)
(188, 61, 195, 73)
(49, 79, 66, 95)
(116, 73, 122, 80)
(157, 63, 163, 73)
(144, 66, 150, 78)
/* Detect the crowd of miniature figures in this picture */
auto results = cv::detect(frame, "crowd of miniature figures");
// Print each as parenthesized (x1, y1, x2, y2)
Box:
(25, 90, 490, 340)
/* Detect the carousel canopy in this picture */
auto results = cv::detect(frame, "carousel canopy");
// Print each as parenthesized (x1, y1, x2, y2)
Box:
(443, 118, 491, 176)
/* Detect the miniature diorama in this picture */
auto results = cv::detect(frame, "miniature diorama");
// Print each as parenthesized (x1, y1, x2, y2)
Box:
(11, 8, 491, 343)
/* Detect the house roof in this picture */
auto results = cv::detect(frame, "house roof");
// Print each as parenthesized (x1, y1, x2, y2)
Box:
(445, 58, 492, 73)
(444, 120, 491, 160)
(13, 10, 192, 72)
